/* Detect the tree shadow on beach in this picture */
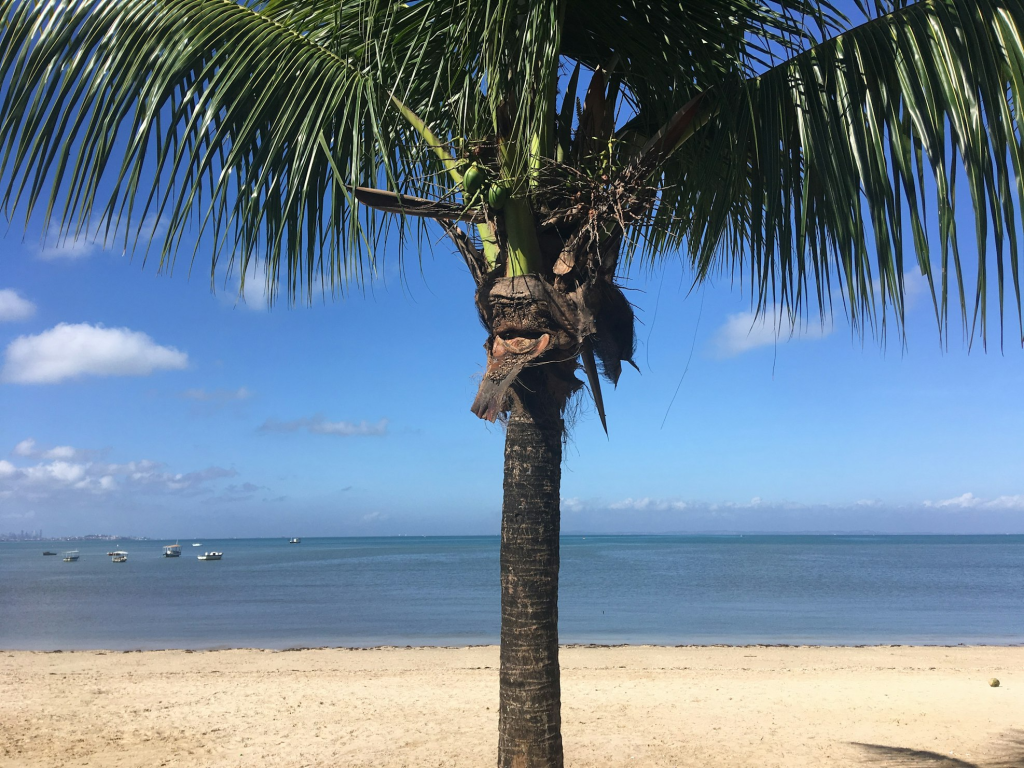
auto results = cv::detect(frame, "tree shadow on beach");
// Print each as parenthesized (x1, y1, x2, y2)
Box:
(853, 730, 1024, 768)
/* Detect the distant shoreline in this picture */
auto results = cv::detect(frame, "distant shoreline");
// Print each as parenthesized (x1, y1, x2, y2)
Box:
(0, 535, 151, 543)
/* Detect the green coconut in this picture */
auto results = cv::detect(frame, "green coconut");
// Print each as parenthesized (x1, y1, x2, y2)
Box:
(487, 184, 509, 209)
(463, 163, 485, 195)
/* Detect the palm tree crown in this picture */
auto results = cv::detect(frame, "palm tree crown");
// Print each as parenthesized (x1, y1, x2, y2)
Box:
(3, 0, 1023, 348)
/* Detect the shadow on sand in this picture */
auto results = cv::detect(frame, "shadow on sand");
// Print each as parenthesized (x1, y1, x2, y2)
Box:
(853, 730, 1024, 768)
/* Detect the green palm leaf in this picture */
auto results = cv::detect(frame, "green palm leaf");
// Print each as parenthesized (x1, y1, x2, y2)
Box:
(647, 0, 1024, 347)
(0, 0, 420, 301)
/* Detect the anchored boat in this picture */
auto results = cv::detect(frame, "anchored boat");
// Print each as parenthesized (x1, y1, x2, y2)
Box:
(162, 543, 181, 558)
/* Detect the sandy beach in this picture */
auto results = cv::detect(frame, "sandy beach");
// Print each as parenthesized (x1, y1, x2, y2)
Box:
(1, 645, 1022, 767)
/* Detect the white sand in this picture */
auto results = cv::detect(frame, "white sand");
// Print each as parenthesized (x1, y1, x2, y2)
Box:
(2, 645, 1022, 767)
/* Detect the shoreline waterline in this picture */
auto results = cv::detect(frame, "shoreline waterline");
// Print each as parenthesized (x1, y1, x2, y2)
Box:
(7, 641, 1024, 653)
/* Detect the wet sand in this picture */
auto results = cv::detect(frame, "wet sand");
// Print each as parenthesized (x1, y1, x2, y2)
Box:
(2, 645, 1022, 767)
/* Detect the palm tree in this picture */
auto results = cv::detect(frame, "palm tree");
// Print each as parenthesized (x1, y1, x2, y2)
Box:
(2, 0, 1023, 765)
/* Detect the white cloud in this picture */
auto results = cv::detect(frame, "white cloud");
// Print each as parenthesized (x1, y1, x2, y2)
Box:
(2, 323, 188, 384)
(903, 269, 930, 310)
(237, 274, 270, 310)
(220, 261, 272, 311)
(13, 438, 36, 456)
(181, 386, 251, 402)
(984, 495, 1024, 510)
(259, 414, 388, 437)
(924, 492, 1024, 510)
(10, 438, 93, 462)
(712, 305, 832, 358)
(42, 446, 76, 459)
(609, 497, 688, 512)
(561, 497, 585, 513)
(35, 217, 168, 262)
(0, 289, 36, 321)
(926, 492, 982, 508)
(0, 442, 237, 498)
(37, 237, 101, 261)
(22, 460, 87, 486)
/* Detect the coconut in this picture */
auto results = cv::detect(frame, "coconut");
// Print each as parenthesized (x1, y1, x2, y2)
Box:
(488, 184, 509, 209)
(463, 164, 485, 195)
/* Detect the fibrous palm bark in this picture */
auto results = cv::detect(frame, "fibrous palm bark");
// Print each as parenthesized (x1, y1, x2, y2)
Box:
(499, 369, 565, 768)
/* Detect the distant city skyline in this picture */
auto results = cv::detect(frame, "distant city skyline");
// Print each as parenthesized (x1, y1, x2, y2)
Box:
(0, 528, 43, 541)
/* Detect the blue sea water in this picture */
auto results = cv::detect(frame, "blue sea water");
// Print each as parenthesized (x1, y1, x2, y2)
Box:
(1, 535, 1022, 650)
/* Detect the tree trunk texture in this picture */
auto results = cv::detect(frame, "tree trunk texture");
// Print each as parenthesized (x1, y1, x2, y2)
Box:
(497, 368, 564, 768)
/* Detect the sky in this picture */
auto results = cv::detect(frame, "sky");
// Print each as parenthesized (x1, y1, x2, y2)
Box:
(2, 208, 1022, 538)
(2, 13, 1024, 538)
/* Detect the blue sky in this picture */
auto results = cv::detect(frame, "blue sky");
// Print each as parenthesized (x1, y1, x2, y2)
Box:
(2, 207, 1022, 538)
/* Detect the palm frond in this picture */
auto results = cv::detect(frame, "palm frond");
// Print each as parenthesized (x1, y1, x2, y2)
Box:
(647, 0, 1024, 348)
(0, 0, 454, 302)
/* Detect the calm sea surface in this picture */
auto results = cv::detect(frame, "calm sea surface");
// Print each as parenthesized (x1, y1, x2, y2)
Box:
(1, 535, 1022, 650)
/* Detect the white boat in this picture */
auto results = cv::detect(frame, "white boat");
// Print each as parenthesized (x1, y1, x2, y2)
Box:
(111, 551, 128, 563)
(62, 550, 79, 562)
(288, 538, 301, 544)
(163, 542, 181, 557)
(192, 543, 202, 547)
(197, 551, 222, 561)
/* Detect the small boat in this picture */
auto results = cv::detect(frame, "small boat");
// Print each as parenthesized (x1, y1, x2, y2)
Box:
(111, 551, 128, 563)
(42, 551, 57, 556)
(197, 551, 222, 561)
(288, 538, 301, 544)
(192, 543, 202, 547)
(163, 543, 181, 558)
(62, 550, 79, 562)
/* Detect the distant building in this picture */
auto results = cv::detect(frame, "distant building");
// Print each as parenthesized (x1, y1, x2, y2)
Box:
(0, 529, 44, 541)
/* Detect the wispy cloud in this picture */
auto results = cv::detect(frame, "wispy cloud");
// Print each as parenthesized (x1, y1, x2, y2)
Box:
(924, 492, 1024, 510)
(259, 414, 388, 437)
(2, 323, 188, 384)
(12, 438, 36, 457)
(35, 218, 167, 262)
(180, 387, 252, 402)
(0, 289, 36, 322)
(36, 237, 101, 261)
(11, 438, 93, 461)
(217, 261, 273, 311)
(609, 497, 688, 512)
(711, 305, 832, 358)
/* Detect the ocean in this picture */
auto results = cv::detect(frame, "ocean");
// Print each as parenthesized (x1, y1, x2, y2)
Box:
(1, 535, 1022, 650)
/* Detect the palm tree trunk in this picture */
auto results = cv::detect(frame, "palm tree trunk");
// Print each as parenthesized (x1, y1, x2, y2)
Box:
(497, 369, 564, 768)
